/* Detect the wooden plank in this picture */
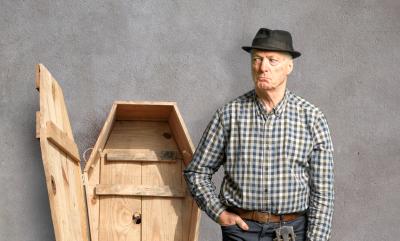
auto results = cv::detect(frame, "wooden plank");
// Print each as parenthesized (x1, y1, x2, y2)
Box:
(99, 123, 142, 241)
(105, 149, 180, 162)
(84, 183, 98, 239)
(35, 64, 40, 90)
(45, 121, 80, 163)
(84, 104, 117, 173)
(99, 196, 141, 241)
(103, 121, 181, 152)
(168, 105, 195, 166)
(36, 111, 41, 139)
(169, 104, 201, 241)
(188, 201, 201, 241)
(83, 105, 117, 241)
(181, 173, 191, 241)
(141, 124, 184, 241)
(115, 103, 174, 121)
(95, 184, 185, 197)
(84, 152, 101, 241)
(50, 75, 89, 241)
(37, 64, 88, 241)
(114, 101, 176, 105)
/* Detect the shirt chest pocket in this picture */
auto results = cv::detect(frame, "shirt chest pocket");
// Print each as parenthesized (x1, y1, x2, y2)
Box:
(284, 125, 313, 168)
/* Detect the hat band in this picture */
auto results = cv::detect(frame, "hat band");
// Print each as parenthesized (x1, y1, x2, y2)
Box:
(252, 38, 294, 52)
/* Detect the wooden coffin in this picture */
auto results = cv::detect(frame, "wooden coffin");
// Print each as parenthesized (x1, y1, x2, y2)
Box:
(35, 64, 201, 241)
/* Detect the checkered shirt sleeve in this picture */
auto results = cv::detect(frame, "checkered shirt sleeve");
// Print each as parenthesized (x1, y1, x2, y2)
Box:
(183, 110, 227, 221)
(307, 113, 334, 241)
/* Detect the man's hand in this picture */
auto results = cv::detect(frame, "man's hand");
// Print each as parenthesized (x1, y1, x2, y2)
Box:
(217, 210, 249, 230)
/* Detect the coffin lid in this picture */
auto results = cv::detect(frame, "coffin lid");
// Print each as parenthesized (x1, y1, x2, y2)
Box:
(36, 64, 200, 241)
(36, 64, 89, 241)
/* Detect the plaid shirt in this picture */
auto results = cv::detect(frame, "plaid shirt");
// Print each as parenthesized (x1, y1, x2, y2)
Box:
(184, 89, 334, 240)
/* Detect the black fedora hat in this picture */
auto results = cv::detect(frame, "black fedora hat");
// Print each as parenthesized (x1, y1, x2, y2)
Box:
(242, 28, 301, 58)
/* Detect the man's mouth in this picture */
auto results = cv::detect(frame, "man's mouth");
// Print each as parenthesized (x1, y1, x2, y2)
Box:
(258, 77, 270, 81)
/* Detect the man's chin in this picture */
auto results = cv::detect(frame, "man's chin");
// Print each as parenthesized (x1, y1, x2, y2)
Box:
(256, 83, 274, 91)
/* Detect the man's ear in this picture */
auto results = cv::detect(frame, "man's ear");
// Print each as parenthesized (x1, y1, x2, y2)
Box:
(286, 60, 294, 75)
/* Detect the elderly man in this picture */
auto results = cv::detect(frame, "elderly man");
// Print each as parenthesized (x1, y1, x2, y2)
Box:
(184, 28, 334, 241)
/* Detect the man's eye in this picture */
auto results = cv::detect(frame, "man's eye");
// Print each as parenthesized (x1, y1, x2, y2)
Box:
(269, 59, 280, 65)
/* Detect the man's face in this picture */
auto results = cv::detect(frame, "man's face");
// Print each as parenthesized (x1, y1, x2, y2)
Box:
(251, 49, 293, 93)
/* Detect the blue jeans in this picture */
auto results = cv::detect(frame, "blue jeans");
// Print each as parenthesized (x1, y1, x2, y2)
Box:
(221, 215, 307, 241)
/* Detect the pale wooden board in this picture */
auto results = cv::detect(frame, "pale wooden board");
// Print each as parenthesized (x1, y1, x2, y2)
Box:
(168, 106, 195, 166)
(53, 66, 89, 241)
(45, 121, 80, 163)
(169, 105, 201, 241)
(104, 121, 180, 151)
(84, 104, 117, 241)
(35, 64, 40, 90)
(99, 120, 145, 241)
(99, 167, 142, 241)
(85, 104, 117, 173)
(115, 103, 174, 121)
(82, 150, 102, 241)
(85, 182, 99, 240)
(99, 196, 142, 241)
(180, 168, 192, 241)
(187, 199, 201, 241)
(36, 111, 41, 138)
(105, 149, 181, 162)
(37, 64, 88, 241)
(95, 184, 185, 197)
(140, 122, 183, 241)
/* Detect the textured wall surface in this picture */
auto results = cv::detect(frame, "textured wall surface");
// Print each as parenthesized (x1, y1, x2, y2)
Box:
(1, 0, 400, 240)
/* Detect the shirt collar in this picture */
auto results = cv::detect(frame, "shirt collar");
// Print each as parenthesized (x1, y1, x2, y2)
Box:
(253, 89, 289, 118)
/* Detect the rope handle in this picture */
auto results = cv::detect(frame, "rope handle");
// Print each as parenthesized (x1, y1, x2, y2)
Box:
(82, 147, 94, 162)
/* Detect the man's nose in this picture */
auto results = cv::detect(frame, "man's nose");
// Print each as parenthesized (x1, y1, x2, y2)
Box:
(260, 58, 270, 72)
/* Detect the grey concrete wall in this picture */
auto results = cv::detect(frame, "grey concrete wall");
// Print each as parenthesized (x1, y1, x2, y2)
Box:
(1, 0, 399, 240)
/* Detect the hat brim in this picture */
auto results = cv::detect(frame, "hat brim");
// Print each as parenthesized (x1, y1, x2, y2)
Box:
(242, 46, 301, 59)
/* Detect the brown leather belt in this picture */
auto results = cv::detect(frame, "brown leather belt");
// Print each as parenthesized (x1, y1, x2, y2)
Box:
(229, 207, 305, 223)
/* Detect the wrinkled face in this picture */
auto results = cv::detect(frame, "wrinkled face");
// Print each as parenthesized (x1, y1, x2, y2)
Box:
(251, 49, 293, 92)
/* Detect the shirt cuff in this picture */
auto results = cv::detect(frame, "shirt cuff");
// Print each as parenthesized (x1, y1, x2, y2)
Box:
(205, 200, 227, 222)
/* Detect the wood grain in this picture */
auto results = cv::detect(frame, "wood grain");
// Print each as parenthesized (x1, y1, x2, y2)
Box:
(140, 121, 183, 241)
(99, 120, 143, 241)
(36, 64, 88, 241)
(36, 111, 41, 139)
(169, 105, 201, 241)
(105, 149, 181, 162)
(45, 121, 80, 163)
(99, 196, 141, 241)
(115, 102, 174, 121)
(36, 64, 200, 241)
(95, 184, 185, 197)
(83, 104, 117, 241)
(168, 105, 195, 166)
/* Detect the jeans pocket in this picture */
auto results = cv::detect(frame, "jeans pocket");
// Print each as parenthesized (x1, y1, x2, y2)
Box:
(220, 224, 239, 229)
